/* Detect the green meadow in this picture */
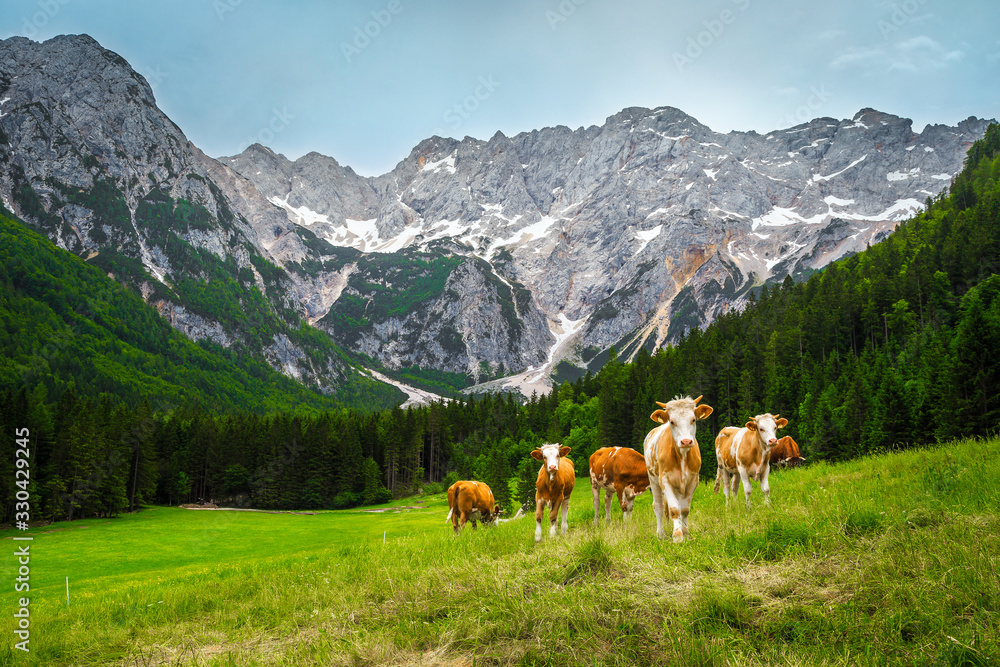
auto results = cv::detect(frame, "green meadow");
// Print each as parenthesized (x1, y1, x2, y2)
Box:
(2, 437, 999, 666)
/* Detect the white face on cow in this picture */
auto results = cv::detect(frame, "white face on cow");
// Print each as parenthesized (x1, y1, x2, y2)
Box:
(748, 413, 787, 449)
(622, 486, 637, 512)
(533, 443, 568, 477)
(650, 396, 714, 451)
(664, 404, 700, 449)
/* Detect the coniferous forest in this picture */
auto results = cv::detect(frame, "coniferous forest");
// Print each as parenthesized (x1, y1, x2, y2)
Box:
(1, 124, 999, 524)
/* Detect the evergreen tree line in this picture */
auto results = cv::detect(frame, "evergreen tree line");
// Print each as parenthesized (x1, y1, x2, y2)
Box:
(2, 125, 998, 523)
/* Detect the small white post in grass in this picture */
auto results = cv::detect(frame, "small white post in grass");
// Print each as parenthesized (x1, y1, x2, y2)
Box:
(66, 577, 69, 606)
(383, 530, 386, 546)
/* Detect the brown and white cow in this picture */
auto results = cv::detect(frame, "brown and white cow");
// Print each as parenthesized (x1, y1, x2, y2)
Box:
(589, 446, 650, 523)
(531, 443, 575, 543)
(643, 396, 714, 542)
(445, 480, 502, 533)
(714, 413, 789, 507)
(769, 435, 805, 468)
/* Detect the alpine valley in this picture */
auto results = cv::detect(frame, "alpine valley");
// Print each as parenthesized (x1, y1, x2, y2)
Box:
(0, 34, 992, 401)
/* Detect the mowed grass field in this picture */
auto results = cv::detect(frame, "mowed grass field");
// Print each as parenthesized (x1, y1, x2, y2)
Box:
(2, 437, 999, 667)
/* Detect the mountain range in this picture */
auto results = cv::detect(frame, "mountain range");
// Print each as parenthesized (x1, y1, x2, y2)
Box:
(0, 34, 992, 400)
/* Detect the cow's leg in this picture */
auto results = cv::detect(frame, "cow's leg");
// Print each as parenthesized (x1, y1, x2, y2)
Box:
(452, 510, 460, 534)
(730, 474, 738, 497)
(549, 499, 560, 537)
(604, 489, 613, 522)
(760, 463, 772, 505)
(679, 493, 693, 537)
(737, 465, 753, 507)
(560, 496, 570, 534)
(534, 498, 545, 543)
(649, 477, 666, 540)
(591, 477, 601, 525)
(661, 480, 684, 542)
(719, 466, 732, 505)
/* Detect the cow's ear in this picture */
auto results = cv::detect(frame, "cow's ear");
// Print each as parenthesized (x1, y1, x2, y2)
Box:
(558, 446, 571, 458)
(695, 404, 714, 420)
(530, 449, 543, 461)
(745, 420, 757, 431)
(651, 410, 669, 424)
(775, 418, 788, 429)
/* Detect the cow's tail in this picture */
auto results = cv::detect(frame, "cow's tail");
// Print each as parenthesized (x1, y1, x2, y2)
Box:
(446, 507, 454, 523)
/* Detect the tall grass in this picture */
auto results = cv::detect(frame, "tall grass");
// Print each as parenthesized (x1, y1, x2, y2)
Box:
(2, 437, 999, 666)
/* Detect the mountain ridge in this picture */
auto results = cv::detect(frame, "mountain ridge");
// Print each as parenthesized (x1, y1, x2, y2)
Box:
(0, 33, 993, 399)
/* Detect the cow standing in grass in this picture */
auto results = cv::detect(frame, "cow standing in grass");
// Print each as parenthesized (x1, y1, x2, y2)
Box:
(769, 435, 805, 468)
(643, 396, 714, 542)
(714, 413, 788, 507)
(446, 481, 501, 533)
(589, 446, 650, 523)
(531, 443, 575, 543)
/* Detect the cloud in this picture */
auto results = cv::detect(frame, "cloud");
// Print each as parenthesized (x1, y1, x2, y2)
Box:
(817, 29, 847, 41)
(830, 36, 963, 74)
(890, 35, 964, 71)
(830, 46, 885, 70)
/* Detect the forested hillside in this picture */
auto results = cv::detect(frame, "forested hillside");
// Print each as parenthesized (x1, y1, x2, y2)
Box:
(2, 124, 998, 524)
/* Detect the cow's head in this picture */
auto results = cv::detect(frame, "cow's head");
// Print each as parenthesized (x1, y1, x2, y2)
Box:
(746, 413, 788, 450)
(531, 443, 571, 478)
(486, 504, 504, 524)
(621, 485, 645, 513)
(650, 395, 714, 450)
(775, 436, 805, 467)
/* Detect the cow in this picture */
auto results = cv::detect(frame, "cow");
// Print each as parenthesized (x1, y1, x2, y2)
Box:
(643, 395, 714, 542)
(531, 443, 575, 543)
(589, 446, 650, 523)
(714, 413, 789, 507)
(769, 435, 805, 468)
(445, 480, 502, 533)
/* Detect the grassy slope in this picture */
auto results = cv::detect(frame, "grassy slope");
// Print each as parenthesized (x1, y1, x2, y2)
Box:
(0, 210, 402, 412)
(1, 437, 998, 666)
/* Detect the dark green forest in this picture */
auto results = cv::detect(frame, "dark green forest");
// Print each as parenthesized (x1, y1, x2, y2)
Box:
(2, 124, 999, 524)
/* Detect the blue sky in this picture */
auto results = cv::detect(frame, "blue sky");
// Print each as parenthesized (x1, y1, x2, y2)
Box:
(2, 0, 998, 175)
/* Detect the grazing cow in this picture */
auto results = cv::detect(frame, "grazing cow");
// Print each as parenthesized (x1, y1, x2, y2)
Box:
(531, 443, 575, 543)
(769, 435, 805, 468)
(643, 396, 714, 542)
(714, 413, 789, 507)
(445, 480, 502, 533)
(589, 446, 650, 523)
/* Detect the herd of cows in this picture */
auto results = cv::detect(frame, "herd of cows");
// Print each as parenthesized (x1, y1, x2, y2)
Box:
(445, 396, 805, 543)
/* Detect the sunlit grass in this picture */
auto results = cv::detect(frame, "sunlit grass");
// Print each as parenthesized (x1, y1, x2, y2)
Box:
(1, 437, 998, 666)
